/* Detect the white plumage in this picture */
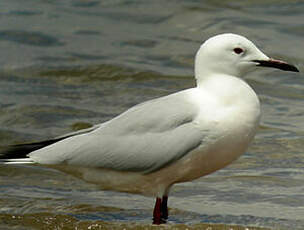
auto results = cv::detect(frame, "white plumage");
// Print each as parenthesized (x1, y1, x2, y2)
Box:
(0, 33, 298, 224)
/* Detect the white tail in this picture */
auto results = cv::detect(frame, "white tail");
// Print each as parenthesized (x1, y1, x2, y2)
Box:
(0, 158, 34, 164)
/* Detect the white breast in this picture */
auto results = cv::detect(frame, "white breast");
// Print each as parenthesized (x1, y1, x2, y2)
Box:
(166, 74, 261, 183)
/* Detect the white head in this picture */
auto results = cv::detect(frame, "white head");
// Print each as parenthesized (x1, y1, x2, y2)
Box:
(195, 33, 298, 83)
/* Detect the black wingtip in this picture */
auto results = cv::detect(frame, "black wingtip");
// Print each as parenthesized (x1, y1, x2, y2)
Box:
(0, 138, 66, 159)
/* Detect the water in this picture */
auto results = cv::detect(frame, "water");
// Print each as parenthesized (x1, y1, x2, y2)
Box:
(0, 0, 304, 229)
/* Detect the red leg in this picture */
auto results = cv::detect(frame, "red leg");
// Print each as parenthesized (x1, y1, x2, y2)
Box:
(161, 195, 168, 220)
(153, 197, 165, 225)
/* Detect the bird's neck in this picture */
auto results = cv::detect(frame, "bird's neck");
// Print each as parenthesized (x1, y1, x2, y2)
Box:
(196, 73, 259, 108)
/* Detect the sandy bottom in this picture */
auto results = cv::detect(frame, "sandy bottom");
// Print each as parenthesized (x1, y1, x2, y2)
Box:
(0, 213, 271, 230)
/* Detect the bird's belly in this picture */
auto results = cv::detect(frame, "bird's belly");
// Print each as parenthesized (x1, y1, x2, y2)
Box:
(165, 135, 252, 183)
(154, 114, 259, 184)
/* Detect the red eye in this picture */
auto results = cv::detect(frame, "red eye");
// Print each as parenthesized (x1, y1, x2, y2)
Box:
(234, 47, 243, 54)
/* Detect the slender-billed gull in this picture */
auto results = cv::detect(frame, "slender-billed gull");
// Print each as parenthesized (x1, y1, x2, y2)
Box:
(0, 33, 299, 224)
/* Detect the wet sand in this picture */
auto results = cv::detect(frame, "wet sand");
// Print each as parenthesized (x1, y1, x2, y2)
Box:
(0, 213, 271, 230)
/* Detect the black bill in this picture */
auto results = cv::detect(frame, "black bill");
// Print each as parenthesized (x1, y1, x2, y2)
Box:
(253, 59, 299, 72)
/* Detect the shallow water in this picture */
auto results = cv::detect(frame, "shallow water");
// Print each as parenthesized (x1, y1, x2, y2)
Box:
(0, 1, 304, 229)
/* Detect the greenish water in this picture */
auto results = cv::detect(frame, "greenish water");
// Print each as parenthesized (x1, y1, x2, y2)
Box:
(0, 0, 304, 229)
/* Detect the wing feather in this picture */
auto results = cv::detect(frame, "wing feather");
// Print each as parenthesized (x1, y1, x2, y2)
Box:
(29, 89, 204, 173)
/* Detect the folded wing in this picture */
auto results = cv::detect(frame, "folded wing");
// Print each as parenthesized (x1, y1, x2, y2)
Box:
(29, 89, 204, 173)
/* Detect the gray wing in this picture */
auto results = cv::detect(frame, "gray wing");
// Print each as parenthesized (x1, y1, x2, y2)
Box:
(29, 89, 204, 173)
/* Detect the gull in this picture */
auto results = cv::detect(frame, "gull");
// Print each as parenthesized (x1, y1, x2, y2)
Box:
(0, 33, 299, 224)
